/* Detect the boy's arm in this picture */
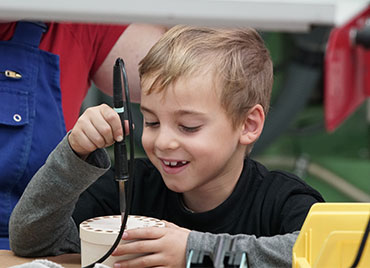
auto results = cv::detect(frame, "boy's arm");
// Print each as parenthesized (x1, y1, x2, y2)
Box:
(110, 222, 297, 267)
(9, 134, 111, 257)
(186, 230, 299, 267)
(10, 104, 122, 257)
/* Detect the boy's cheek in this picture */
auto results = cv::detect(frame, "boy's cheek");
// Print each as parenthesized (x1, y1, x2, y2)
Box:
(141, 133, 154, 153)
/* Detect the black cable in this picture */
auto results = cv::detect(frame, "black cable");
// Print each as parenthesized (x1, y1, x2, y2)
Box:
(350, 214, 370, 268)
(83, 58, 134, 267)
(119, 59, 135, 202)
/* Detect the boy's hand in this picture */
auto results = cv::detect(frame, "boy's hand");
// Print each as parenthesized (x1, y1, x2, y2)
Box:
(111, 221, 191, 268)
(68, 104, 125, 159)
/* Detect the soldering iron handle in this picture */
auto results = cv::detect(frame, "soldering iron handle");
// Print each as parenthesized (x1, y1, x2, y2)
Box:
(113, 59, 129, 181)
(113, 61, 124, 109)
(114, 140, 129, 181)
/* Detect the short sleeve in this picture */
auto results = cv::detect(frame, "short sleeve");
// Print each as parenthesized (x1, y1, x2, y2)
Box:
(279, 193, 322, 233)
(83, 23, 128, 77)
(262, 170, 325, 235)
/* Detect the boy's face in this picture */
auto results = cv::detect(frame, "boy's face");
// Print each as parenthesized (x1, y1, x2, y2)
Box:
(140, 72, 246, 197)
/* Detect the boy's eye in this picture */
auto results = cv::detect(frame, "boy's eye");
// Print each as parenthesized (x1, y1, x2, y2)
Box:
(144, 121, 159, 128)
(180, 125, 201, 133)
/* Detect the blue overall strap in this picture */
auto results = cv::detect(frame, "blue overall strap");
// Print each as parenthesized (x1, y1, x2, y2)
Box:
(11, 21, 47, 47)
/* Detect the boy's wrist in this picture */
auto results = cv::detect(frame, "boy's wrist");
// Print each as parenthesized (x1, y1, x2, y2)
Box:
(66, 131, 110, 169)
(67, 132, 89, 160)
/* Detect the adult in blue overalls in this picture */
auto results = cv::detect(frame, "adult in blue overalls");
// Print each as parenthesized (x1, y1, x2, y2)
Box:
(0, 21, 66, 249)
(0, 21, 166, 249)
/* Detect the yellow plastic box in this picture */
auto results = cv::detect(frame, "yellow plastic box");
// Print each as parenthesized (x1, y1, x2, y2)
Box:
(293, 203, 370, 268)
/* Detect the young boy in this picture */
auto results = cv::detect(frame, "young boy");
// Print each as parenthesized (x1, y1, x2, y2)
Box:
(9, 25, 324, 267)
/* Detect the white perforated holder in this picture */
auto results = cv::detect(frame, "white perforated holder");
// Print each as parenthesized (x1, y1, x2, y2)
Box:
(80, 215, 164, 267)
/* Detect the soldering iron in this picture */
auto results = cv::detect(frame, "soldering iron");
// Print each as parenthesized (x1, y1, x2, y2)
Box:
(83, 58, 134, 267)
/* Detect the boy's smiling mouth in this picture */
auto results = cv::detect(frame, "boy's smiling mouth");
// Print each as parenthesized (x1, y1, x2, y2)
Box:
(159, 159, 190, 174)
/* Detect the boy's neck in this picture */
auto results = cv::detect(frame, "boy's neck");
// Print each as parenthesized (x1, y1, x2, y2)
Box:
(182, 159, 244, 213)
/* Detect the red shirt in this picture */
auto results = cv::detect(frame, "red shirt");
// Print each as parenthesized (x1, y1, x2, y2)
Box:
(0, 22, 126, 130)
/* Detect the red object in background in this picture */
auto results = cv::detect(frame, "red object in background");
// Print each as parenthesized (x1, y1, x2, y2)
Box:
(325, 6, 370, 132)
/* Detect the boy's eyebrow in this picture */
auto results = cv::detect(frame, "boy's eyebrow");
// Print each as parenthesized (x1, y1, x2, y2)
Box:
(140, 105, 155, 114)
(174, 109, 206, 117)
(140, 105, 205, 116)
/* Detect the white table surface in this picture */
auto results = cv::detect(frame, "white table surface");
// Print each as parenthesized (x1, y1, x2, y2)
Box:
(0, 0, 368, 32)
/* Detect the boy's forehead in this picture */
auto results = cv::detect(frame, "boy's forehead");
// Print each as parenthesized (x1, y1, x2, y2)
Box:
(141, 66, 221, 94)
(141, 72, 223, 110)
(142, 72, 220, 97)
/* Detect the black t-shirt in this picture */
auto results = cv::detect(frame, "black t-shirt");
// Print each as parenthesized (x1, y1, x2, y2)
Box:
(73, 157, 324, 237)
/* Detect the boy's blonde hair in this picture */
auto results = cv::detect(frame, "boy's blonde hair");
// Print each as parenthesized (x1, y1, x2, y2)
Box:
(139, 25, 273, 133)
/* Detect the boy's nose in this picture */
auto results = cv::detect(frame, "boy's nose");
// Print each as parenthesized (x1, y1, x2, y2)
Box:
(154, 128, 179, 151)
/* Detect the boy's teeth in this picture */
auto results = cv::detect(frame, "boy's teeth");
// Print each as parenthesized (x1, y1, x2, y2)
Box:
(163, 160, 188, 166)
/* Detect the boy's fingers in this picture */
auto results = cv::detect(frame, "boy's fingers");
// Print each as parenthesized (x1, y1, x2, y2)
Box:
(69, 128, 98, 158)
(82, 120, 109, 148)
(100, 105, 124, 142)
(162, 220, 177, 228)
(90, 116, 115, 145)
(79, 129, 101, 152)
(114, 252, 163, 267)
(124, 120, 133, 134)
(124, 227, 164, 240)
(113, 238, 159, 256)
(78, 106, 110, 145)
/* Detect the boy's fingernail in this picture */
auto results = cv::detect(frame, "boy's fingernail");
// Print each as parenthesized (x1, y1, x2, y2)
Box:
(114, 264, 121, 268)
(122, 231, 128, 239)
(116, 135, 123, 142)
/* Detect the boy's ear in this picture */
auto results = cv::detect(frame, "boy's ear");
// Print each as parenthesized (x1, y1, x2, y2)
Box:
(239, 104, 265, 145)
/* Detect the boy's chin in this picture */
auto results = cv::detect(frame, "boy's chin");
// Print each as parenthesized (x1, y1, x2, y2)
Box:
(161, 178, 187, 193)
